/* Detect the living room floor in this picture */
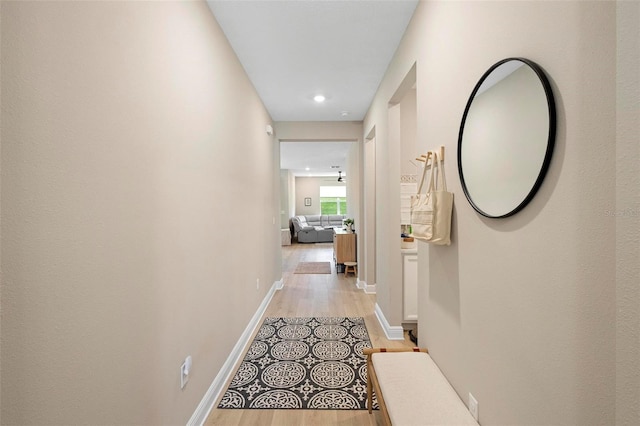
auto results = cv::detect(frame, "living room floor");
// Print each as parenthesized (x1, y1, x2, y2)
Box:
(205, 242, 414, 426)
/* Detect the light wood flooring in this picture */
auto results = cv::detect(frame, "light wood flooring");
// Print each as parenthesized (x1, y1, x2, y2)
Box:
(205, 242, 414, 426)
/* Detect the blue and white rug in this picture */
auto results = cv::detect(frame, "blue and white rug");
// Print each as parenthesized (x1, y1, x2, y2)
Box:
(217, 317, 377, 410)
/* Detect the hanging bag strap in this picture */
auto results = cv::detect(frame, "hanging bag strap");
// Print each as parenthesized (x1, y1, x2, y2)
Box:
(429, 150, 447, 192)
(426, 150, 439, 194)
(416, 151, 433, 196)
(437, 150, 447, 192)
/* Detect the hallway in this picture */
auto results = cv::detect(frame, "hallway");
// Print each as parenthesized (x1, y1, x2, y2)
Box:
(204, 243, 413, 425)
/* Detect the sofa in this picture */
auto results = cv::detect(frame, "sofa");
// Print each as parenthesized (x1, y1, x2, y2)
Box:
(290, 215, 346, 243)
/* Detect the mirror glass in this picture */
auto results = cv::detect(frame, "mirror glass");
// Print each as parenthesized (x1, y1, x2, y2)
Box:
(458, 58, 556, 218)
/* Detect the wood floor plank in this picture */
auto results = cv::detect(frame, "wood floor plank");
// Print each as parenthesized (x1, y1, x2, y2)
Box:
(205, 242, 413, 425)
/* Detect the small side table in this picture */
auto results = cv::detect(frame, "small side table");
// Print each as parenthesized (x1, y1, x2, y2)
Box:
(281, 229, 291, 246)
(333, 229, 356, 273)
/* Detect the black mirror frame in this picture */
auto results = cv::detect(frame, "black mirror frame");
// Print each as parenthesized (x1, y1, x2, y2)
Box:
(457, 57, 557, 218)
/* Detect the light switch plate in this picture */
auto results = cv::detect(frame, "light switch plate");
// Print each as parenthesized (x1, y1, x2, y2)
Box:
(180, 356, 192, 389)
(469, 393, 479, 420)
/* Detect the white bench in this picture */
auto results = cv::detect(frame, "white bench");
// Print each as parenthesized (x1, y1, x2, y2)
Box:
(364, 347, 479, 426)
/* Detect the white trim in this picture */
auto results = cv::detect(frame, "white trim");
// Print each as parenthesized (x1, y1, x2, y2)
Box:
(364, 283, 377, 294)
(187, 279, 282, 426)
(357, 279, 375, 293)
(275, 278, 284, 290)
(374, 303, 405, 340)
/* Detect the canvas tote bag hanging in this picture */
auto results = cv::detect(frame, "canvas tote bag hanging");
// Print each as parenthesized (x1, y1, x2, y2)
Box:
(410, 150, 454, 245)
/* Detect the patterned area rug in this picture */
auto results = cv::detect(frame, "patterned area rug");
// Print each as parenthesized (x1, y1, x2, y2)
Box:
(294, 261, 332, 274)
(218, 317, 377, 410)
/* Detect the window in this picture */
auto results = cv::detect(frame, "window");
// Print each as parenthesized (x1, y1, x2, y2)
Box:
(320, 186, 347, 215)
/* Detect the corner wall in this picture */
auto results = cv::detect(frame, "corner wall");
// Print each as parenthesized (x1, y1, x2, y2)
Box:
(616, 1, 640, 424)
(1, 2, 280, 424)
(279, 169, 294, 228)
(364, 1, 620, 424)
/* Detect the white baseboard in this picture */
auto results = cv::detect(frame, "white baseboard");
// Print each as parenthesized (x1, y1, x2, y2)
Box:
(275, 278, 284, 290)
(374, 303, 405, 341)
(357, 279, 375, 294)
(187, 280, 282, 426)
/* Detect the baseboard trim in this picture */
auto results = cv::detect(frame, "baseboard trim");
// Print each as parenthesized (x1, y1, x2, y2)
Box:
(357, 279, 375, 293)
(374, 303, 405, 341)
(187, 279, 282, 426)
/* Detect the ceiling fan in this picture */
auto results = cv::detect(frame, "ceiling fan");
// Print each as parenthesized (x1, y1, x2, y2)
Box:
(321, 170, 347, 182)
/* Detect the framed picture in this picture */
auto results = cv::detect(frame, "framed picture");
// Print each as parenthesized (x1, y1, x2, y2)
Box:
(304, 197, 312, 206)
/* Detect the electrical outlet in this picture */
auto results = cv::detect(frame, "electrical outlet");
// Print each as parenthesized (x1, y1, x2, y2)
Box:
(180, 356, 192, 389)
(469, 392, 479, 421)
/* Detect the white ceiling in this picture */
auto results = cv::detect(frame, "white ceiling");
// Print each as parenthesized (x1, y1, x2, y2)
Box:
(206, 0, 418, 176)
(206, 0, 418, 122)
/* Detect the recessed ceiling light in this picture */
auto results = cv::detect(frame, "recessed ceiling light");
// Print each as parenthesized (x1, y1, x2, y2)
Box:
(305, 167, 310, 171)
(341, 111, 350, 117)
(314, 95, 326, 103)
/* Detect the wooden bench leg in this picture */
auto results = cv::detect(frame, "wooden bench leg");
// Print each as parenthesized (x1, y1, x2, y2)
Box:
(367, 354, 373, 414)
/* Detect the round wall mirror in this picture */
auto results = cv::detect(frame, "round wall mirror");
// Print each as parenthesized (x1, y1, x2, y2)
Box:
(457, 58, 556, 218)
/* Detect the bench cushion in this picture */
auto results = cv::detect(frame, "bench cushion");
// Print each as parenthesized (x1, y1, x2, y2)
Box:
(372, 352, 478, 426)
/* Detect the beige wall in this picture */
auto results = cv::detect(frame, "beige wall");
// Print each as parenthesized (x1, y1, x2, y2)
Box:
(1, 1, 280, 424)
(381, 101, 403, 321)
(346, 141, 360, 230)
(616, 2, 640, 425)
(294, 177, 346, 217)
(275, 121, 362, 142)
(279, 169, 295, 228)
(0, 3, 3, 422)
(362, 129, 377, 288)
(400, 88, 417, 177)
(364, 1, 629, 424)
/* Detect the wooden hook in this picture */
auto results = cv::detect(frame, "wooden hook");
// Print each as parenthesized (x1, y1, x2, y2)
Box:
(416, 146, 444, 163)
(415, 151, 432, 163)
(415, 147, 444, 166)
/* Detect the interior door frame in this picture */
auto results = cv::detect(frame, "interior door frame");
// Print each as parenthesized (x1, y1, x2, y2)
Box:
(363, 129, 376, 290)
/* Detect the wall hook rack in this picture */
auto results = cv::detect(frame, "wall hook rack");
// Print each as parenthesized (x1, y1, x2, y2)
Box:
(415, 146, 445, 166)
